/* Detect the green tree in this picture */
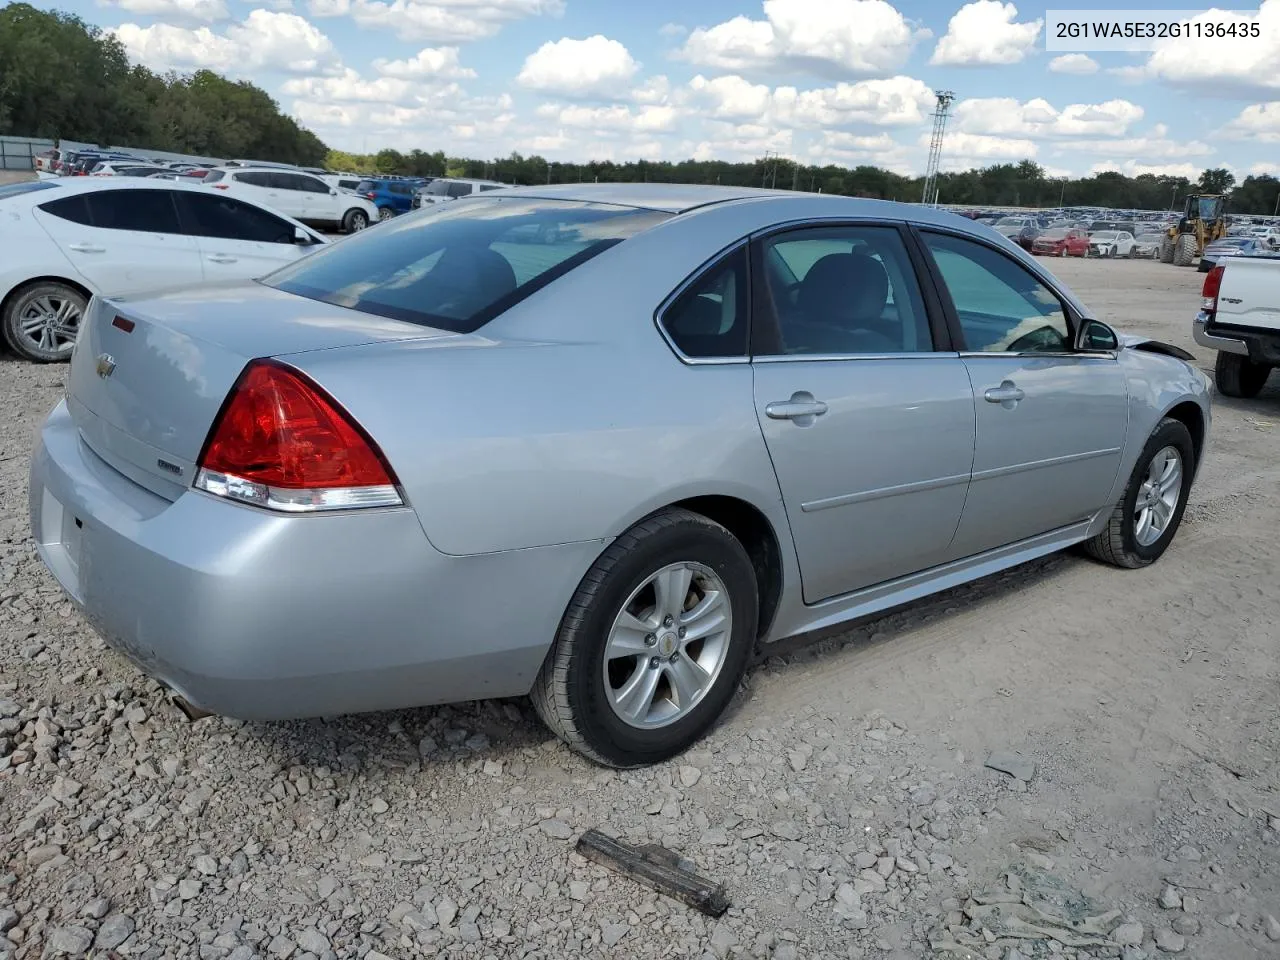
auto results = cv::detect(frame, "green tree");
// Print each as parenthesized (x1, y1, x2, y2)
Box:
(1198, 168, 1236, 195)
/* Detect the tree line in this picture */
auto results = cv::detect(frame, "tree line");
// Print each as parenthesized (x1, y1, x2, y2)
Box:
(6, 3, 1279, 216)
(0, 3, 326, 165)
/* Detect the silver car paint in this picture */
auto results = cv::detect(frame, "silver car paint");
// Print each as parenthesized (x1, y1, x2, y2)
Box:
(29, 185, 1212, 721)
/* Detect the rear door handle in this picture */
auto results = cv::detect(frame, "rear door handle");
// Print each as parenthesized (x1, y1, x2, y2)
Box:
(206, 254, 238, 264)
(67, 243, 105, 253)
(984, 380, 1025, 405)
(765, 393, 829, 423)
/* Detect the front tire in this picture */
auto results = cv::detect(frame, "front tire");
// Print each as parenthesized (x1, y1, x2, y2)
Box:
(532, 508, 758, 767)
(1159, 237, 1175, 263)
(1215, 350, 1271, 398)
(1083, 418, 1194, 569)
(377, 206, 395, 222)
(1173, 233, 1198, 267)
(342, 208, 369, 233)
(2, 280, 87, 363)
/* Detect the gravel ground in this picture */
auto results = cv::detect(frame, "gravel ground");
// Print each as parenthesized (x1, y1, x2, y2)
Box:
(1, 256, 1278, 960)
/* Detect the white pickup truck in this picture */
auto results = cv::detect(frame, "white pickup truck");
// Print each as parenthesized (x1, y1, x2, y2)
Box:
(1194, 256, 1280, 398)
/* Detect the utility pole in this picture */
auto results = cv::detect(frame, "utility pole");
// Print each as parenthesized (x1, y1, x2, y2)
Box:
(791, 161, 800, 191)
(921, 90, 955, 206)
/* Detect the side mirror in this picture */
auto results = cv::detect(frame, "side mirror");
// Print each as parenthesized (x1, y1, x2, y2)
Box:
(294, 226, 314, 245)
(1077, 318, 1119, 352)
(330, 189, 337, 196)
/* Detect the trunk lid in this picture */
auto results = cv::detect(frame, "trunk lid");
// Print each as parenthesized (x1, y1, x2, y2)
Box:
(67, 282, 444, 499)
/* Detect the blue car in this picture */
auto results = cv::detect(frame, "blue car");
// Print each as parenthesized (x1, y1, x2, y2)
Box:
(1199, 236, 1272, 272)
(355, 178, 426, 221)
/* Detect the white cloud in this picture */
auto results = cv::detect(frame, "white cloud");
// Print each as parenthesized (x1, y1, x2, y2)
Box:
(936, 131, 1038, 160)
(687, 74, 936, 129)
(930, 1, 1040, 66)
(100, 0, 229, 22)
(1137, 1, 1280, 97)
(535, 103, 681, 133)
(953, 97, 1144, 138)
(631, 75, 673, 105)
(807, 131, 915, 174)
(658, 22, 686, 37)
(678, 0, 925, 77)
(1219, 101, 1280, 142)
(372, 46, 475, 79)
(516, 35, 639, 97)
(1089, 160, 1202, 179)
(1048, 53, 1098, 75)
(112, 10, 340, 75)
(692, 122, 793, 162)
(283, 69, 462, 103)
(305, 0, 563, 43)
(1056, 125, 1214, 160)
(1247, 162, 1280, 176)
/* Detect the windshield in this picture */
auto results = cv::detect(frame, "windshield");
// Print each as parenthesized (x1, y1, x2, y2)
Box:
(265, 197, 670, 333)
(1093, 231, 1118, 240)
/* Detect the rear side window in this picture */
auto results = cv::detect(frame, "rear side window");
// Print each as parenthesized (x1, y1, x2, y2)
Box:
(479, 184, 503, 192)
(203, 170, 225, 184)
(265, 198, 669, 333)
(40, 194, 94, 225)
(175, 192, 297, 244)
(659, 247, 749, 359)
(235, 172, 271, 187)
(447, 182, 472, 198)
(84, 190, 181, 233)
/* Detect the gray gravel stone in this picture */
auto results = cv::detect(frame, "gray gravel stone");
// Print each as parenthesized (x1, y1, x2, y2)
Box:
(539, 818, 573, 839)
(48, 926, 93, 957)
(1153, 928, 1186, 953)
(1158, 885, 1182, 910)
(94, 915, 135, 951)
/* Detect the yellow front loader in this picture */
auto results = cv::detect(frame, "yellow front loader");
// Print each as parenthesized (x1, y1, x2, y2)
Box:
(1160, 194, 1229, 267)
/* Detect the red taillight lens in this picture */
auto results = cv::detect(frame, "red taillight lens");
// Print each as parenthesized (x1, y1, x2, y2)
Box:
(211, 183, 229, 190)
(1202, 264, 1224, 313)
(195, 360, 402, 512)
(366, 192, 376, 200)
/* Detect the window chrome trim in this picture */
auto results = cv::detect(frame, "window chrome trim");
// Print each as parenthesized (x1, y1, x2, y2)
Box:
(653, 238, 751, 366)
(957, 351, 1118, 360)
(753, 351, 962, 363)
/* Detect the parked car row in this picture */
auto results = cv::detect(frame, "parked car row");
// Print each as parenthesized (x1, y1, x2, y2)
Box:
(203, 167, 378, 234)
(0, 178, 327, 362)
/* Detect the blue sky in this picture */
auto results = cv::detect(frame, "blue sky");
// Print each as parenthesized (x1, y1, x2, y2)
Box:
(36, 0, 1280, 177)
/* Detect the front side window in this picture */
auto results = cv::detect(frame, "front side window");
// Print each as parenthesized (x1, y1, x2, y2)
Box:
(175, 192, 297, 244)
(755, 225, 932, 356)
(447, 182, 473, 198)
(922, 232, 1071, 354)
(659, 247, 748, 359)
(264, 198, 669, 333)
(84, 190, 182, 233)
(296, 175, 330, 194)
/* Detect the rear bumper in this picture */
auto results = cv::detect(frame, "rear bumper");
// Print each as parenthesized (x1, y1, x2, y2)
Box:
(29, 400, 603, 720)
(1194, 313, 1280, 363)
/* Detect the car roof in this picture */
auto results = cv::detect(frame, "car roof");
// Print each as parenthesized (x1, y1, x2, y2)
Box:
(483, 183, 801, 212)
(11, 177, 231, 197)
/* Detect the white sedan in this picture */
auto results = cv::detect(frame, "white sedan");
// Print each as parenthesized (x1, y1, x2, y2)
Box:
(0, 178, 326, 362)
(1089, 230, 1137, 258)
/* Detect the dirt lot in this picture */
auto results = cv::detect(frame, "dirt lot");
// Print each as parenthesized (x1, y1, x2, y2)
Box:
(0, 256, 1277, 960)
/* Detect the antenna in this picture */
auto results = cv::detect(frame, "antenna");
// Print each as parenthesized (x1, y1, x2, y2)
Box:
(921, 90, 955, 207)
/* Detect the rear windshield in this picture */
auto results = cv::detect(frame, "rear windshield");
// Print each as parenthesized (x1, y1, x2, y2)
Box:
(355, 180, 379, 193)
(0, 181, 60, 201)
(203, 170, 225, 183)
(264, 197, 670, 333)
(1041, 228, 1068, 239)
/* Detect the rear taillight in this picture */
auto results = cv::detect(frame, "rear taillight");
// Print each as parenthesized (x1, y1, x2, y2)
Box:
(365, 192, 376, 200)
(1202, 264, 1224, 315)
(194, 360, 402, 512)
(212, 183, 229, 190)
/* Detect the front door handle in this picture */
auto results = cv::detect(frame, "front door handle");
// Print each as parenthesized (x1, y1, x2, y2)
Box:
(984, 380, 1025, 406)
(765, 392, 829, 424)
(67, 243, 105, 253)
(206, 254, 238, 263)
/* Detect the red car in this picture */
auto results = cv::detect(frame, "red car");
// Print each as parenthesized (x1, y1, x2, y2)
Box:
(1031, 227, 1090, 257)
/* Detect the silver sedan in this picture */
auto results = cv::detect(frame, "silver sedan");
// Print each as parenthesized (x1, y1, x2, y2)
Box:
(29, 184, 1212, 767)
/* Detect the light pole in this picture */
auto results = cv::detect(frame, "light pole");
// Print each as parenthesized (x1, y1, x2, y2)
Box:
(1059, 178, 1066, 206)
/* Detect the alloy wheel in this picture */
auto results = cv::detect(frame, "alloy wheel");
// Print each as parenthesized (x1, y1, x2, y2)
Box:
(1134, 446, 1182, 547)
(602, 561, 733, 729)
(19, 293, 81, 356)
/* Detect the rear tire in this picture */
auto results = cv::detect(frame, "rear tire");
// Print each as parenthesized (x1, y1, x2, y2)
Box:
(532, 508, 758, 767)
(1082, 418, 1194, 569)
(377, 207, 395, 222)
(341, 208, 369, 233)
(1173, 233, 1198, 267)
(1215, 350, 1271, 398)
(2, 280, 87, 363)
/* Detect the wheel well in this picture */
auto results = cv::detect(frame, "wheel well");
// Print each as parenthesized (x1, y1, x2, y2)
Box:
(673, 495, 784, 640)
(0, 276, 93, 324)
(1165, 401, 1205, 465)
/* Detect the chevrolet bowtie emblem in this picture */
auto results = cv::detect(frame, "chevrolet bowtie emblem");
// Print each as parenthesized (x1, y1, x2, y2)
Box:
(95, 353, 116, 379)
